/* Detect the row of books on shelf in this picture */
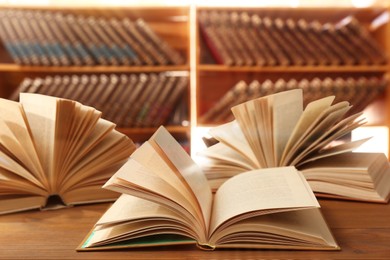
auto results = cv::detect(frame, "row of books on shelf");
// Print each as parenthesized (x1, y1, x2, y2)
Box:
(0, 9, 185, 66)
(199, 76, 387, 124)
(10, 72, 188, 128)
(1, 90, 390, 252)
(199, 10, 387, 66)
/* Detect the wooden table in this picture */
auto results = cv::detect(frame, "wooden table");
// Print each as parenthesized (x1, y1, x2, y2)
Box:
(0, 199, 389, 259)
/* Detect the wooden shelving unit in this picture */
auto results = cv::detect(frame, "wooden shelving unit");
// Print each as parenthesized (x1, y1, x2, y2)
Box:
(0, 5, 191, 145)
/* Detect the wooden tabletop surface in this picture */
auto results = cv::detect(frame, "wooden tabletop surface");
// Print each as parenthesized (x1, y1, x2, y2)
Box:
(0, 199, 389, 259)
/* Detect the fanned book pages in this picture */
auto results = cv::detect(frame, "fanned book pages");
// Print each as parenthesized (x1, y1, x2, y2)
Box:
(0, 93, 136, 215)
(78, 126, 339, 251)
(198, 89, 390, 203)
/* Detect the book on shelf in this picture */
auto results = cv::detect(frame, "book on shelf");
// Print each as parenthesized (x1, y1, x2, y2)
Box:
(10, 73, 189, 128)
(198, 89, 390, 203)
(0, 9, 185, 66)
(198, 10, 387, 67)
(78, 126, 339, 251)
(198, 76, 387, 124)
(0, 93, 136, 215)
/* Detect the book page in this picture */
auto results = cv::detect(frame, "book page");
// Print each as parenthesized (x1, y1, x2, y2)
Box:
(19, 93, 58, 193)
(83, 194, 196, 248)
(209, 167, 319, 235)
(270, 89, 303, 166)
(149, 127, 212, 233)
(208, 121, 259, 168)
(103, 158, 204, 239)
(280, 96, 334, 165)
(0, 98, 46, 186)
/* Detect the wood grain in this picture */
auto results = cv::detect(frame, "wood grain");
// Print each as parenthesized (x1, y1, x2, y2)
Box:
(0, 199, 389, 259)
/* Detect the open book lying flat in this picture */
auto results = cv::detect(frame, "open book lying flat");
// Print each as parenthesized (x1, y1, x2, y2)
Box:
(0, 93, 136, 215)
(78, 126, 339, 251)
(198, 89, 390, 203)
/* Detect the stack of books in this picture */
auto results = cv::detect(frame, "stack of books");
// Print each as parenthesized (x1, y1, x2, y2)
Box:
(199, 76, 387, 124)
(10, 73, 188, 127)
(0, 9, 185, 66)
(198, 10, 387, 66)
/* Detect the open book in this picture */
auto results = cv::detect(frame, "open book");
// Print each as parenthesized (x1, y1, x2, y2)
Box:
(78, 126, 339, 251)
(0, 93, 136, 215)
(198, 89, 390, 203)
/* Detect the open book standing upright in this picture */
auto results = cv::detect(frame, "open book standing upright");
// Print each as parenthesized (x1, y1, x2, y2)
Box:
(79, 126, 339, 251)
(0, 93, 136, 215)
(198, 89, 390, 203)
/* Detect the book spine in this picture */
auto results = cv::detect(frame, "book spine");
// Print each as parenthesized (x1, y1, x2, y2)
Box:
(58, 14, 95, 66)
(96, 74, 120, 115)
(153, 76, 188, 126)
(285, 19, 322, 66)
(135, 18, 185, 65)
(111, 74, 140, 126)
(74, 16, 111, 66)
(87, 17, 123, 66)
(123, 73, 159, 127)
(198, 11, 228, 65)
(97, 18, 133, 66)
(0, 12, 24, 65)
(134, 73, 167, 127)
(297, 19, 338, 65)
(122, 18, 166, 65)
(9, 77, 33, 100)
(251, 15, 290, 66)
(119, 73, 150, 127)
(236, 12, 267, 66)
(109, 18, 151, 66)
(34, 11, 71, 66)
(143, 76, 177, 127)
(77, 74, 99, 105)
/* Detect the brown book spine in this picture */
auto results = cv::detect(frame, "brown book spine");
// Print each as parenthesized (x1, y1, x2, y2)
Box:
(97, 18, 134, 66)
(55, 13, 95, 66)
(34, 11, 71, 66)
(135, 73, 167, 127)
(61, 75, 80, 100)
(122, 18, 166, 65)
(210, 11, 244, 66)
(198, 10, 233, 65)
(9, 77, 33, 101)
(5, 10, 39, 65)
(251, 15, 290, 66)
(123, 73, 159, 127)
(135, 18, 185, 65)
(36, 76, 53, 96)
(153, 76, 188, 126)
(86, 74, 110, 107)
(87, 17, 124, 66)
(272, 18, 306, 66)
(337, 16, 387, 65)
(109, 18, 151, 66)
(103, 74, 136, 123)
(143, 76, 177, 127)
(227, 12, 254, 66)
(309, 21, 347, 65)
(114, 74, 148, 127)
(296, 19, 337, 65)
(24, 10, 61, 66)
(43, 12, 82, 66)
(0, 11, 24, 65)
(285, 19, 320, 66)
(73, 16, 110, 66)
(323, 23, 358, 65)
(237, 12, 267, 66)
